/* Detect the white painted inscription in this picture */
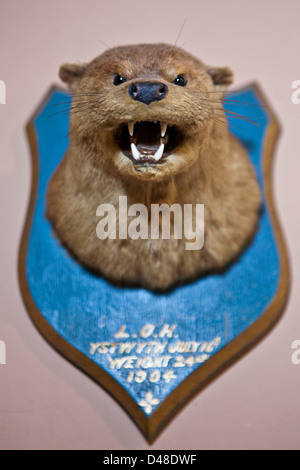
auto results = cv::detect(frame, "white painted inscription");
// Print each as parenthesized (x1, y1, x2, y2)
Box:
(90, 324, 221, 386)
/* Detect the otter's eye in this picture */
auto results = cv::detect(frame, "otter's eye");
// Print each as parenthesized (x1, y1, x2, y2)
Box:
(173, 74, 188, 87)
(113, 74, 126, 86)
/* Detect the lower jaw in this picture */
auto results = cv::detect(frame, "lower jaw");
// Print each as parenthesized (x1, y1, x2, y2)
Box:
(131, 163, 164, 176)
(124, 152, 168, 167)
(120, 156, 168, 179)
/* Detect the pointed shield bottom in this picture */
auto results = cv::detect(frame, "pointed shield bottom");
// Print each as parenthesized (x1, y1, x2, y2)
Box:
(19, 83, 289, 441)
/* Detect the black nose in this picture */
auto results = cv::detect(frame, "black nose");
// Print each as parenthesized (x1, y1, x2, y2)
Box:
(128, 81, 168, 105)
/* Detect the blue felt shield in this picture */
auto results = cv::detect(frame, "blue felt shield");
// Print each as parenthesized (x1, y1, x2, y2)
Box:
(19, 84, 289, 441)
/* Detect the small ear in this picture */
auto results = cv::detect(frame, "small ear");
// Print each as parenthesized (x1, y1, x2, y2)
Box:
(59, 63, 87, 92)
(207, 66, 234, 86)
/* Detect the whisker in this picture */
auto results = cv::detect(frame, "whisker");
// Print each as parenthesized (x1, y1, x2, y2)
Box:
(200, 90, 237, 94)
(50, 99, 91, 107)
(48, 103, 92, 117)
(200, 95, 265, 110)
(72, 92, 103, 97)
(209, 115, 243, 132)
(65, 122, 83, 138)
(211, 111, 261, 126)
(200, 97, 264, 125)
(223, 99, 266, 109)
(202, 92, 265, 109)
(206, 105, 262, 127)
(201, 91, 266, 107)
(99, 38, 111, 49)
(224, 109, 262, 125)
(174, 19, 187, 47)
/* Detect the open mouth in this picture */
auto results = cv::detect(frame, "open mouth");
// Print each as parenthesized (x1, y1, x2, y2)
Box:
(115, 121, 184, 164)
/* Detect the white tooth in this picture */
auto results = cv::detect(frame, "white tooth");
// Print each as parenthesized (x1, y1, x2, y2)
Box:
(160, 122, 167, 138)
(131, 142, 141, 161)
(154, 143, 164, 161)
(128, 122, 135, 136)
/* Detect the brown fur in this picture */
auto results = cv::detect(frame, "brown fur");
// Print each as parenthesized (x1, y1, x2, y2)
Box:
(46, 43, 261, 291)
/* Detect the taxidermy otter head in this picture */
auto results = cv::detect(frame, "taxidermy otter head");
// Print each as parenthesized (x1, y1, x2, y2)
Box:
(59, 43, 233, 181)
(46, 43, 261, 291)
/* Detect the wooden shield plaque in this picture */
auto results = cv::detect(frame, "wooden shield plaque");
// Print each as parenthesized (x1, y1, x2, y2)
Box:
(18, 83, 289, 441)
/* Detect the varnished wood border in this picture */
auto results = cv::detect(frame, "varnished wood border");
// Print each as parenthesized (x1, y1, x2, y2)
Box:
(18, 83, 290, 443)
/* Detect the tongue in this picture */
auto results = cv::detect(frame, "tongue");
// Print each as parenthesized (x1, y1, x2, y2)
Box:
(136, 143, 159, 156)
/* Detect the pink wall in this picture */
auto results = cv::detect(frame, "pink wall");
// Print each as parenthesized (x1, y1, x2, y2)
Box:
(0, 0, 300, 449)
